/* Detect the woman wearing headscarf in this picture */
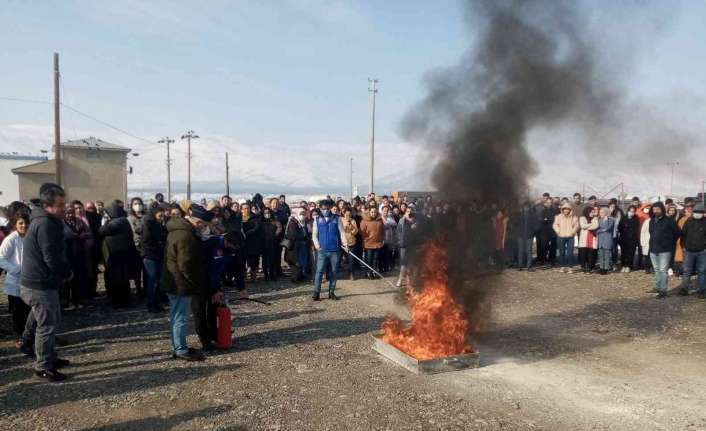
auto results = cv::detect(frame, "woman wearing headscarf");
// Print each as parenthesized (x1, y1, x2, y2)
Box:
(284, 208, 310, 283)
(100, 202, 136, 307)
(63, 204, 92, 307)
(84, 201, 103, 297)
(618, 206, 640, 272)
(261, 207, 283, 281)
(127, 197, 146, 297)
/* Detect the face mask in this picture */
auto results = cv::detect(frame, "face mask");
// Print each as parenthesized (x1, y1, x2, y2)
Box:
(643, 208, 650, 214)
(264, 214, 271, 220)
(133, 204, 143, 213)
(627, 211, 635, 218)
(297, 214, 306, 223)
(322, 209, 331, 217)
(693, 213, 704, 220)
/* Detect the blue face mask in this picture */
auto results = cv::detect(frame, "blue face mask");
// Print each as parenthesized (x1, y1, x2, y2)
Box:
(322, 209, 331, 217)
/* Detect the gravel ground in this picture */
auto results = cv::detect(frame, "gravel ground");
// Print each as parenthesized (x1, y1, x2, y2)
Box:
(1, 265, 705, 430)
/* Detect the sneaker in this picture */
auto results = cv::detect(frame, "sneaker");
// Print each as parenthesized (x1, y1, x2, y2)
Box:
(625, 267, 631, 273)
(395, 280, 403, 287)
(173, 349, 205, 362)
(668, 268, 674, 276)
(656, 291, 668, 299)
(35, 369, 68, 382)
(312, 293, 321, 302)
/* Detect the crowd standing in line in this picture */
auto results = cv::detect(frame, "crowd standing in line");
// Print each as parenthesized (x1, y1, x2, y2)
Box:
(1, 184, 705, 381)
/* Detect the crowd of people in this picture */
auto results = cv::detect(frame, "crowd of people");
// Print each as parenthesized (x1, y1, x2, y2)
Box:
(2, 183, 705, 382)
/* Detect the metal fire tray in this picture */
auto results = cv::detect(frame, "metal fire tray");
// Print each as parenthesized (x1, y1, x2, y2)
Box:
(371, 332, 480, 375)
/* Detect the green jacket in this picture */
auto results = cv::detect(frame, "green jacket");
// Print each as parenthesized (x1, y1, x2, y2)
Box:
(161, 217, 206, 297)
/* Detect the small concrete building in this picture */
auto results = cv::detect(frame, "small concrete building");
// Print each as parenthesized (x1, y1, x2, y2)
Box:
(0, 154, 49, 206)
(13, 137, 131, 204)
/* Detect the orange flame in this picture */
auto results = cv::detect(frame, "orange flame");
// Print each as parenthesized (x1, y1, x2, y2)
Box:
(381, 240, 472, 360)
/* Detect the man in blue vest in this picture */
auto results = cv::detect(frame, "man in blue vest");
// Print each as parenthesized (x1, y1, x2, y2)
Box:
(311, 199, 348, 301)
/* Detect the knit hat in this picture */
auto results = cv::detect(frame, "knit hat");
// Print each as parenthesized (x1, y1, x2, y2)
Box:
(178, 199, 192, 215)
(694, 203, 705, 213)
(190, 204, 214, 222)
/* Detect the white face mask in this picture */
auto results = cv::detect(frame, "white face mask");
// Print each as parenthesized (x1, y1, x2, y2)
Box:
(693, 213, 704, 220)
(643, 208, 650, 214)
(627, 211, 635, 218)
(133, 203, 143, 213)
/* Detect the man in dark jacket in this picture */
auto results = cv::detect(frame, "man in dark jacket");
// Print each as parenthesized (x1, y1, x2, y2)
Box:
(679, 203, 706, 298)
(141, 204, 167, 313)
(161, 204, 216, 360)
(20, 183, 73, 382)
(537, 199, 557, 267)
(649, 202, 680, 298)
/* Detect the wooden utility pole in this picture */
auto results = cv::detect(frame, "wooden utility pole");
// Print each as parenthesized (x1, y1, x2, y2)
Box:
(225, 152, 230, 196)
(53, 53, 61, 186)
(158, 137, 174, 201)
(181, 130, 198, 200)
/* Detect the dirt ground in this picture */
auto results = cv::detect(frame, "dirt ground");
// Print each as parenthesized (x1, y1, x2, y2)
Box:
(1, 265, 706, 431)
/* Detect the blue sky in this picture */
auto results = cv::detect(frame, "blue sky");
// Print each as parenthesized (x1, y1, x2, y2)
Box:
(1, 1, 705, 199)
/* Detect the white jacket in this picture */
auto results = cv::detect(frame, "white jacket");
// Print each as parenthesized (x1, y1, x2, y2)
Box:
(0, 231, 24, 296)
(640, 220, 651, 255)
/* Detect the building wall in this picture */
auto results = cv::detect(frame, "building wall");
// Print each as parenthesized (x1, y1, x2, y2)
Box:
(0, 157, 48, 205)
(61, 148, 127, 203)
(18, 173, 56, 201)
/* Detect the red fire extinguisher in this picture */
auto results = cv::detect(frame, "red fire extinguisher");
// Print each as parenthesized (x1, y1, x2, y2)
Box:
(216, 301, 232, 349)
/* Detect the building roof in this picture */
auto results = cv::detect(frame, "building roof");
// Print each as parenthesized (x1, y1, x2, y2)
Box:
(62, 137, 131, 153)
(0, 154, 48, 161)
(12, 159, 56, 175)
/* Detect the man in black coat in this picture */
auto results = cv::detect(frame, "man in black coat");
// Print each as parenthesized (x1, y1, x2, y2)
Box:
(679, 203, 706, 298)
(141, 204, 167, 313)
(20, 183, 73, 382)
(537, 199, 557, 267)
(649, 202, 680, 299)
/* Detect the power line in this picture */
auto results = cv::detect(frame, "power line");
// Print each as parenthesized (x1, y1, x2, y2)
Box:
(60, 103, 159, 147)
(0, 96, 51, 105)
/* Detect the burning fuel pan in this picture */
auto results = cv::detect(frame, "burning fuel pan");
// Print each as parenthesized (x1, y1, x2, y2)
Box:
(372, 333, 480, 375)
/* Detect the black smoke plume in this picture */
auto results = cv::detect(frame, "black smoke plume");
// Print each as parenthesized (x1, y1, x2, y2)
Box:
(401, 0, 617, 330)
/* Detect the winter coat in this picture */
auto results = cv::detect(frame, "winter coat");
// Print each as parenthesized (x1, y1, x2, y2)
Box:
(141, 208, 167, 261)
(382, 215, 398, 246)
(0, 231, 23, 296)
(262, 218, 283, 244)
(640, 220, 651, 255)
(243, 214, 264, 256)
(539, 206, 557, 232)
(341, 217, 359, 247)
(222, 213, 243, 234)
(514, 207, 539, 240)
(360, 214, 385, 249)
(675, 216, 689, 262)
(552, 213, 579, 238)
(648, 215, 680, 255)
(127, 214, 144, 252)
(618, 215, 640, 247)
(21, 206, 72, 291)
(99, 205, 136, 265)
(578, 216, 598, 249)
(596, 217, 615, 250)
(161, 217, 206, 297)
(680, 217, 706, 253)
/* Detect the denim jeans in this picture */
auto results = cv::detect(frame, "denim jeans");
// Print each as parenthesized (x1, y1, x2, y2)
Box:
(167, 294, 191, 355)
(650, 252, 672, 293)
(681, 249, 706, 293)
(314, 250, 340, 295)
(143, 258, 163, 310)
(516, 238, 533, 268)
(598, 249, 611, 270)
(557, 237, 574, 267)
(364, 248, 381, 273)
(20, 287, 60, 371)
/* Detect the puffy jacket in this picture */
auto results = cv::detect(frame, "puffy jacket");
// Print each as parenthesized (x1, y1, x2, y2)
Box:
(552, 213, 579, 238)
(141, 208, 166, 261)
(680, 217, 706, 253)
(578, 216, 598, 249)
(360, 214, 385, 249)
(161, 217, 206, 297)
(341, 217, 358, 247)
(99, 204, 136, 262)
(21, 206, 72, 291)
(618, 215, 640, 246)
(262, 219, 283, 244)
(0, 231, 23, 296)
(649, 214, 680, 254)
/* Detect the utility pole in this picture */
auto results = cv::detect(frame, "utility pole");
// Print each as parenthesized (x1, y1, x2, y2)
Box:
(349, 157, 354, 199)
(667, 161, 679, 195)
(225, 152, 230, 196)
(53, 53, 61, 186)
(158, 137, 174, 201)
(368, 78, 378, 195)
(181, 130, 199, 200)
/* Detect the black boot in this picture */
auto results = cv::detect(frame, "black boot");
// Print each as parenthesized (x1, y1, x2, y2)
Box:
(328, 292, 339, 301)
(312, 293, 320, 301)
